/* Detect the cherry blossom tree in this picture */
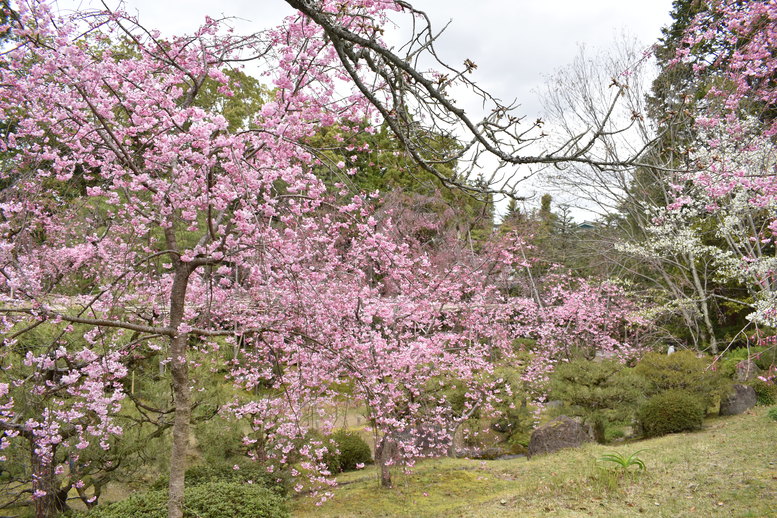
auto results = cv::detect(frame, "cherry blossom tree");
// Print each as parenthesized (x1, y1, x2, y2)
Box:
(0, 1, 378, 514)
(211, 198, 520, 490)
(639, 0, 777, 341)
(0, 1, 654, 516)
(508, 272, 646, 401)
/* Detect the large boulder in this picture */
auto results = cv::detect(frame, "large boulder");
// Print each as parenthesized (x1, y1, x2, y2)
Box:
(527, 416, 592, 458)
(719, 384, 757, 416)
(735, 360, 761, 382)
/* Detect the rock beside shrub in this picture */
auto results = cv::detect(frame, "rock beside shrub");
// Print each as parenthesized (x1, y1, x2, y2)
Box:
(736, 360, 761, 382)
(527, 416, 592, 458)
(719, 384, 757, 416)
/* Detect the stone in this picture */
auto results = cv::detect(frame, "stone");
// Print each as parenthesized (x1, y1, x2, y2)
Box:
(392, 424, 445, 457)
(452, 446, 508, 460)
(735, 360, 761, 382)
(527, 415, 592, 458)
(719, 384, 757, 416)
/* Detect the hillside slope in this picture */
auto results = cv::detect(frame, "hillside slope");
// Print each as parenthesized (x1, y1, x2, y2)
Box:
(293, 408, 777, 517)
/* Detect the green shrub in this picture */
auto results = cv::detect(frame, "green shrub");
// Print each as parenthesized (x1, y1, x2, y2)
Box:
(717, 347, 751, 378)
(767, 407, 777, 422)
(548, 359, 647, 443)
(301, 429, 373, 473)
(183, 482, 288, 518)
(151, 463, 288, 495)
(717, 346, 776, 378)
(80, 482, 288, 518)
(635, 351, 727, 408)
(194, 416, 246, 466)
(511, 338, 538, 352)
(331, 430, 372, 472)
(483, 365, 535, 450)
(636, 390, 705, 438)
(748, 378, 777, 406)
(746, 345, 776, 371)
(80, 489, 167, 518)
(492, 403, 533, 447)
(604, 424, 627, 442)
(505, 429, 530, 455)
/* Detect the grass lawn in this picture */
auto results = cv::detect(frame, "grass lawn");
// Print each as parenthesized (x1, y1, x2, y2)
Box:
(292, 407, 777, 517)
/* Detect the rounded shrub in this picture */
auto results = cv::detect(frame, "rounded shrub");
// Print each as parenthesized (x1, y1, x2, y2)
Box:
(303, 430, 341, 474)
(635, 351, 726, 407)
(331, 430, 372, 472)
(80, 482, 288, 518)
(767, 407, 777, 422)
(636, 390, 705, 438)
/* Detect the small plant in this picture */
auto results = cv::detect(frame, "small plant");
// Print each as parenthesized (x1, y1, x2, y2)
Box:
(767, 407, 777, 422)
(596, 450, 647, 471)
(590, 449, 647, 494)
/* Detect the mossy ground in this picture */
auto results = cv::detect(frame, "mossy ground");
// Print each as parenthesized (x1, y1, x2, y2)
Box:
(292, 408, 777, 517)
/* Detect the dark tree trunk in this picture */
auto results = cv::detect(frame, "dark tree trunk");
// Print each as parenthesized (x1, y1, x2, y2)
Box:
(54, 486, 71, 514)
(167, 265, 195, 518)
(592, 418, 606, 444)
(31, 447, 56, 518)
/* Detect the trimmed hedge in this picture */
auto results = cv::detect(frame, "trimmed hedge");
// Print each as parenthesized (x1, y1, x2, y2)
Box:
(151, 463, 288, 495)
(548, 359, 646, 443)
(80, 481, 288, 518)
(304, 429, 372, 473)
(636, 390, 705, 438)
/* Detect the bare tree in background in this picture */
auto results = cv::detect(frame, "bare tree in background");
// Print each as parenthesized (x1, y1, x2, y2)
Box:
(285, 0, 655, 201)
(536, 35, 720, 351)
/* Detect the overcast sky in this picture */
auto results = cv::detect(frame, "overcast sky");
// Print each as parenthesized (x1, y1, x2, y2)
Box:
(57, 0, 674, 216)
(58, 0, 673, 115)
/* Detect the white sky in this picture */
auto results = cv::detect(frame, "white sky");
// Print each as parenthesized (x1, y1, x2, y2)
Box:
(58, 0, 673, 118)
(56, 0, 674, 217)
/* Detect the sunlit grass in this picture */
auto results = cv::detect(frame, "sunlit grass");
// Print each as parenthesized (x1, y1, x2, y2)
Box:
(293, 408, 777, 517)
